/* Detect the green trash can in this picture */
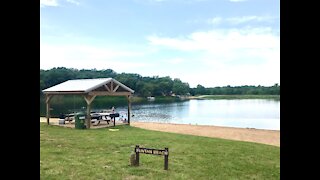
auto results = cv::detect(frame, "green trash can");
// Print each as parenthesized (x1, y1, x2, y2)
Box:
(75, 112, 86, 129)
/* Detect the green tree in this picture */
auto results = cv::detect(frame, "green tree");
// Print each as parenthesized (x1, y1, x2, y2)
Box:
(195, 84, 206, 95)
(172, 78, 190, 95)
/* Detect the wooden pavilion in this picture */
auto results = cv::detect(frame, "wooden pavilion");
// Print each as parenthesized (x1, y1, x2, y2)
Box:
(42, 78, 134, 128)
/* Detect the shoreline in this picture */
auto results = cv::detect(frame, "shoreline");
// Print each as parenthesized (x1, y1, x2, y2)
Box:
(131, 122, 279, 147)
(40, 117, 280, 147)
(134, 121, 279, 132)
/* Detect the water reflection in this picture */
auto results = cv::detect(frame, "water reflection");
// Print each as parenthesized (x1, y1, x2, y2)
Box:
(123, 99, 280, 130)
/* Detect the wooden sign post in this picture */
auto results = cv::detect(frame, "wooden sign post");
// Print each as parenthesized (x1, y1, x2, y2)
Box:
(134, 145, 169, 170)
(164, 147, 168, 170)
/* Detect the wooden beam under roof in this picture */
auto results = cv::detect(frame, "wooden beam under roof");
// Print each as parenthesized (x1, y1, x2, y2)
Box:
(88, 91, 132, 96)
(104, 84, 111, 92)
(113, 84, 120, 92)
(43, 91, 85, 95)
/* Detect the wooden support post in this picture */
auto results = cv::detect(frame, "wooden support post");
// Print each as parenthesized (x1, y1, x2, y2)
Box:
(135, 145, 140, 166)
(164, 148, 169, 170)
(84, 95, 96, 129)
(45, 95, 53, 125)
(111, 80, 114, 92)
(86, 103, 91, 128)
(127, 95, 131, 125)
(46, 103, 50, 125)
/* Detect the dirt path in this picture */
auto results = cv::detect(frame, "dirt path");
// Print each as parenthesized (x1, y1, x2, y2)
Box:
(40, 117, 279, 146)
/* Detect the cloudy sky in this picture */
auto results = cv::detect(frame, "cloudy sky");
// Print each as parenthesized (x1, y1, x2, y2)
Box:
(40, 0, 280, 88)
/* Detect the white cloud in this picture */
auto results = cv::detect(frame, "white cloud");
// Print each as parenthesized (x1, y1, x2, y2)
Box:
(166, 58, 185, 65)
(207, 17, 222, 25)
(40, 0, 81, 8)
(147, 26, 279, 87)
(148, 27, 279, 52)
(66, 0, 80, 5)
(141, 0, 167, 2)
(174, 54, 279, 87)
(207, 15, 276, 25)
(40, 0, 58, 7)
(40, 44, 151, 71)
(229, 0, 247, 2)
(141, 0, 209, 3)
(227, 16, 275, 24)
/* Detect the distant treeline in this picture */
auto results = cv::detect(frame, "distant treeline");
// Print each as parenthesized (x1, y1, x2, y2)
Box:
(40, 67, 280, 96)
(192, 84, 279, 95)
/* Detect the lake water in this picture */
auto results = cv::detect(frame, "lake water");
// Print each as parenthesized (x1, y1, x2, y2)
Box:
(116, 99, 280, 130)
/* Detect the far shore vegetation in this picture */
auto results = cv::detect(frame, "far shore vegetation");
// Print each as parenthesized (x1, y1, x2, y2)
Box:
(41, 67, 279, 97)
(194, 95, 280, 100)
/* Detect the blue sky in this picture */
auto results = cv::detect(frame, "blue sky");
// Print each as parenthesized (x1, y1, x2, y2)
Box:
(40, 0, 280, 88)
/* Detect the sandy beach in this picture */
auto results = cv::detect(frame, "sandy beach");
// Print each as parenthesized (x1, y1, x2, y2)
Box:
(131, 122, 279, 147)
(40, 117, 279, 147)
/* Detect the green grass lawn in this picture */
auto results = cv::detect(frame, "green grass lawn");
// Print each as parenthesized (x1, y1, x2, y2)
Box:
(40, 123, 280, 179)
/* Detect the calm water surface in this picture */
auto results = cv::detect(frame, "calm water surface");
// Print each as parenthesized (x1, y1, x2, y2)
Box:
(117, 99, 280, 130)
